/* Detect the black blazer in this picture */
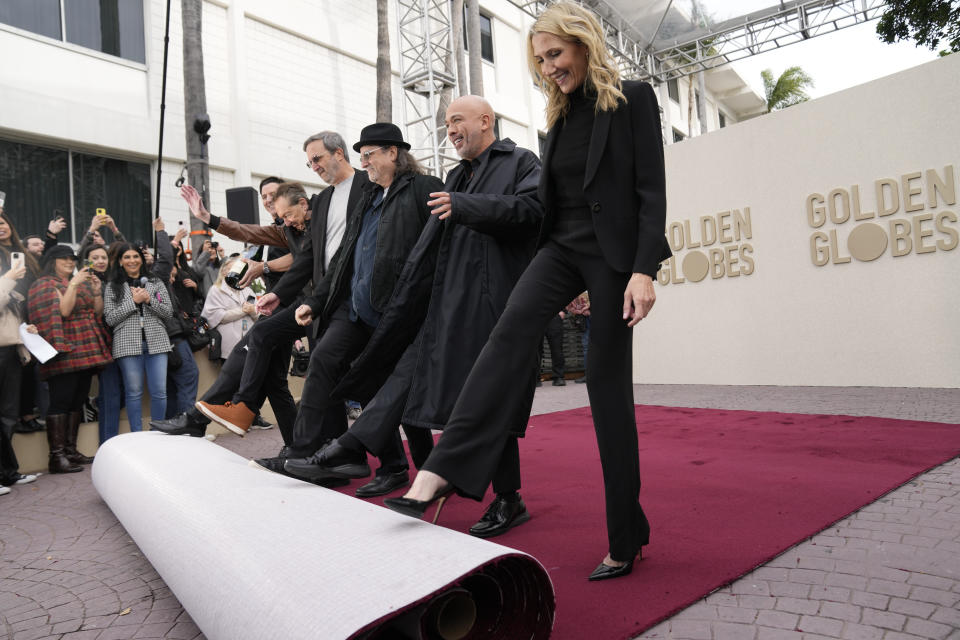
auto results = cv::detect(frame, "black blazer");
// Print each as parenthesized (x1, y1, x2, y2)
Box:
(537, 80, 671, 277)
(270, 170, 370, 306)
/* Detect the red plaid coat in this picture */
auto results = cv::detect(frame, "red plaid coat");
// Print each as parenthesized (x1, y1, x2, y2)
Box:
(27, 275, 112, 379)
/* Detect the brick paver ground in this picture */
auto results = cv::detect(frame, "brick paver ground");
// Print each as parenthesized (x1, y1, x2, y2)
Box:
(1, 385, 957, 640)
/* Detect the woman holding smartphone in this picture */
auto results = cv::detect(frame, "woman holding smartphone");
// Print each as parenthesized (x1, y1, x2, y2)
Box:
(0, 249, 41, 491)
(28, 245, 112, 472)
(103, 244, 173, 432)
(201, 257, 257, 361)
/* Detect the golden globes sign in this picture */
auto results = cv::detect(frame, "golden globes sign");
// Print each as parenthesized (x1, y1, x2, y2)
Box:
(657, 208, 754, 285)
(806, 165, 958, 265)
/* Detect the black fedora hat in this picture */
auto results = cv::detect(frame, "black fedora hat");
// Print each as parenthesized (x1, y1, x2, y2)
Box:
(353, 122, 410, 152)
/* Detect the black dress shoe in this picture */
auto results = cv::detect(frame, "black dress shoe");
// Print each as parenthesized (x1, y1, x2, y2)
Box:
(469, 493, 531, 538)
(552, 378, 566, 386)
(355, 469, 409, 498)
(283, 440, 370, 480)
(150, 413, 207, 437)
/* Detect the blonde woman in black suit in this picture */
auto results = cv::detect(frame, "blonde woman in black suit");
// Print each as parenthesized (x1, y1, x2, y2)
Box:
(385, 1, 671, 581)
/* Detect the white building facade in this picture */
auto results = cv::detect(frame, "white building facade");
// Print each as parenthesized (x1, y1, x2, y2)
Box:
(0, 0, 760, 252)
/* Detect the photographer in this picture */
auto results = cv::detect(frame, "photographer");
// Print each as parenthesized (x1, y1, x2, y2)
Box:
(194, 239, 224, 296)
(202, 257, 257, 361)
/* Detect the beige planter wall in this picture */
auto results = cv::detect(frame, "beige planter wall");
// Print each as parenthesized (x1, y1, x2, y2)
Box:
(635, 54, 960, 388)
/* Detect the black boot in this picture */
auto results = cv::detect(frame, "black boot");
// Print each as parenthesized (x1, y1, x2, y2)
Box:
(46, 414, 82, 474)
(65, 411, 94, 464)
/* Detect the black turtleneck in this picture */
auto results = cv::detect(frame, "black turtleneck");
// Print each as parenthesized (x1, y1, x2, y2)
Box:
(549, 86, 595, 210)
(547, 85, 603, 255)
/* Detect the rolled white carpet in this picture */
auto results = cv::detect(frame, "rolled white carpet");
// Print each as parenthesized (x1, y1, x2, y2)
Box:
(92, 432, 554, 639)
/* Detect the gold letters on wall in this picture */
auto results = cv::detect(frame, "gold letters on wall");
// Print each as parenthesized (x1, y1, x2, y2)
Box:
(657, 208, 754, 286)
(806, 165, 959, 266)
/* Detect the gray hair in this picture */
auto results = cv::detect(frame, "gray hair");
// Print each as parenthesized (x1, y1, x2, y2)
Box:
(274, 182, 309, 206)
(302, 131, 350, 163)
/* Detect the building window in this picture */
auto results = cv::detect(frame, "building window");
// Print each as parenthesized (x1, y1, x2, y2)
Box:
(672, 129, 685, 144)
(0, 0, 145, 63)
(0, 138, 152, 245)
(462, 9, 495, 64)
(719, 112, 727, 128)
(479, 14, 493, 62)
(667, 78, 680, 103)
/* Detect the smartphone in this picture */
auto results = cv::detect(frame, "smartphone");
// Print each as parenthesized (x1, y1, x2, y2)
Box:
(211, 241, 219, 248)
(0, 190, 6, 208)
(246, 295, 256, 303)
(11, 252, 23, 270)
(85, 259, 95, 270)
(96, 207, 107, 216)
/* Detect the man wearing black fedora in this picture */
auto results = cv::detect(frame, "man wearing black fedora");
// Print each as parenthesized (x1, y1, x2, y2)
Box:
(252, 123, 443, 481)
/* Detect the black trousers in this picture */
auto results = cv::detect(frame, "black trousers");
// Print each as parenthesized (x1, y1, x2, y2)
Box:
(0, 347, 22, 484)
(200, 317, 298, 444)
(540, 314, 565, 380)
(233, 305, 305, 410)
(348, 329, 520, 491)
(288, 302, 408, 474)
(0, 346, 21, 430)
(47, 369, 94, 416)
(345, 340, 429, 472)
(422, 241, 649, 561)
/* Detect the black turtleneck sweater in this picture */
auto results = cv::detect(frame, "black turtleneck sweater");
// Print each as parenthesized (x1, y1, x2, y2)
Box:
(548, 86, 602, 254)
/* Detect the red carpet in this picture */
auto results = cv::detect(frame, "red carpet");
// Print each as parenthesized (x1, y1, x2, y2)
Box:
(341, 405, 960, 640)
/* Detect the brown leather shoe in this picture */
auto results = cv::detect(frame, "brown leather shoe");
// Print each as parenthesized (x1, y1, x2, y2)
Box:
(195, 400, 254, 436)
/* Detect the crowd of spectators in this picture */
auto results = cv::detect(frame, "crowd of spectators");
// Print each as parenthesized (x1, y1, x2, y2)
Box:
(0, 200, 264, 489)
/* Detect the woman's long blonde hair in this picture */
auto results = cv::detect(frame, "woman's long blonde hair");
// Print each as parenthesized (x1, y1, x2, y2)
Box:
(527, 1, 625, 129)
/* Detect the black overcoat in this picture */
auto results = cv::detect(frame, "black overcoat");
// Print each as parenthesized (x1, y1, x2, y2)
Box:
(335, 139, 543, 431)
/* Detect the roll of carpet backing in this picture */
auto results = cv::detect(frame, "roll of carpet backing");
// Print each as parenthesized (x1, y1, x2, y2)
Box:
(92, 433, 555, 640)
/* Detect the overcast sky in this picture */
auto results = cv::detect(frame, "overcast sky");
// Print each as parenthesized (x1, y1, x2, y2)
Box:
(729, 20, 940, 100)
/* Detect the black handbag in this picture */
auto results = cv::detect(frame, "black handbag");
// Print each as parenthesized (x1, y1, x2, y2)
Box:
(182, 313, 212, 352)
(206, 327, 223, 361)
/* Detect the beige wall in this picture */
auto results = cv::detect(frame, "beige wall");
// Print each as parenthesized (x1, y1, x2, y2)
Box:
(635, 54, 960, 388)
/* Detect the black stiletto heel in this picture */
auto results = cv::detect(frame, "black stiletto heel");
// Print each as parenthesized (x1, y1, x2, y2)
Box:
(384, 485, 455, 523)
(588, 547, 643, 582)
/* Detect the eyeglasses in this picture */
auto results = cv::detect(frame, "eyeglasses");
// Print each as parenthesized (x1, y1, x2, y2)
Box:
(305, 154, 326, 168)
(360, 146, 388, 163)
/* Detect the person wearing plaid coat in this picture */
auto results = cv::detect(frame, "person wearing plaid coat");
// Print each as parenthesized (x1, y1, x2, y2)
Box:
(103, 244, 173, 433)
(27, 244, 113, 473)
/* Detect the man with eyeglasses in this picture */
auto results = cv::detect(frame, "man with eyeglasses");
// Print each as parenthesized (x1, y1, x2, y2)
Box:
(236, 123, 442, 495)
(152, 133, 367, 464)
(285, 96, 544, 537)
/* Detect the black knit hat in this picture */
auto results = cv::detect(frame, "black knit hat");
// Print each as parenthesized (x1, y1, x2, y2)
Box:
(353, 122, 410, 152)
(41, 244, 78, 268)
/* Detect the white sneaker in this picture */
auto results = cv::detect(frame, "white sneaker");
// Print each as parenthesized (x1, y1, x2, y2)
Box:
(0, 486, 10, 496)
(14, 474, 37, 485)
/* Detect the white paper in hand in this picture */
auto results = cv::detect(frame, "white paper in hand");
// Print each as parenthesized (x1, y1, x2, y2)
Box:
(19, 323, 58, 363)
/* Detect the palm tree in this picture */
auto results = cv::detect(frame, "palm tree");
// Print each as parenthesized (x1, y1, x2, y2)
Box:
(762, 66, 815, 112)
(465, 0, 483, 95)
(376, 0, 392, 122)
(181, 0, 210, 257)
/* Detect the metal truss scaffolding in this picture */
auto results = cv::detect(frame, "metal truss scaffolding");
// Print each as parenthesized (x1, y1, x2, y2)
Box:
(652, 0, 889, 80)
(396, 0, 459, 176)
(401, 0, 890, 167)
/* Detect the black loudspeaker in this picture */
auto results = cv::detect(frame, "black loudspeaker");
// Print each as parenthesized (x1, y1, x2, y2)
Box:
(225, 187, 259, 225)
